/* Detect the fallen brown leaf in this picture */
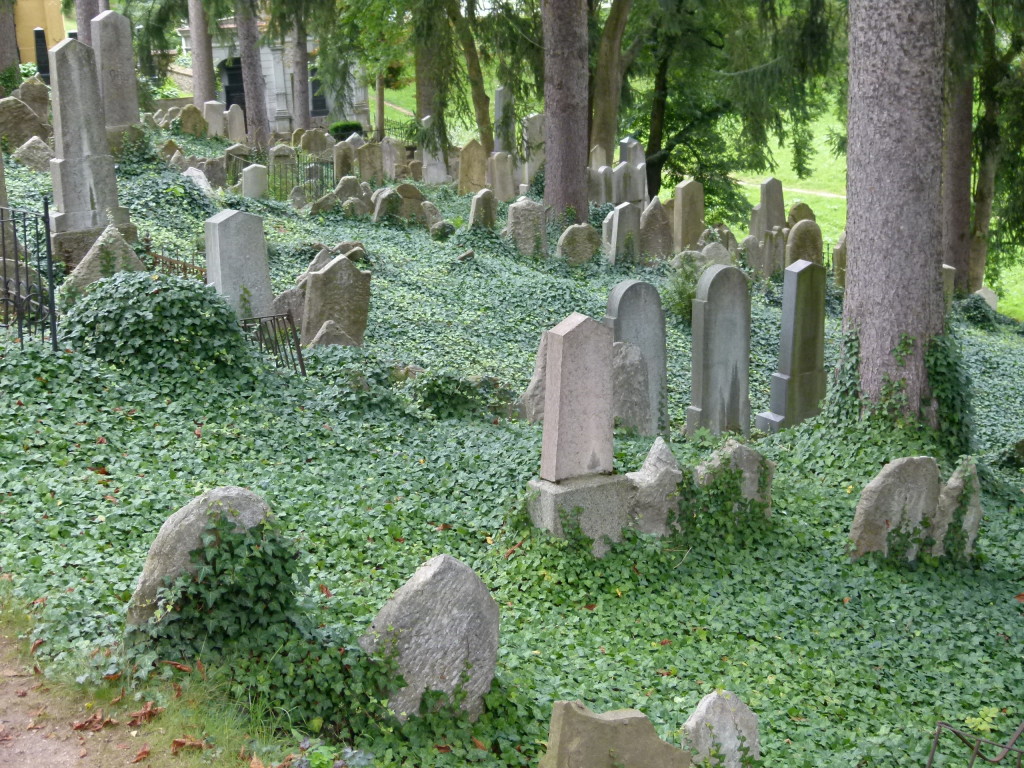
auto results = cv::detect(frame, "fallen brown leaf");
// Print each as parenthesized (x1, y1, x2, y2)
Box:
(249, 756, 265, 768)
(30, 639, 44, 655)
(160, 660, 192, 673)
(435, 744, 452, 753)
(129, 744, 151, 763)
(127, 701, 164, 727)
(111, 687, 125, 705)
(472, 737, 488, 751)
(170, 736, 210, 755)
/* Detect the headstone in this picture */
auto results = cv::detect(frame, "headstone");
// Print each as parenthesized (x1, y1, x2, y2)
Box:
(741, 234, 764, 274)
(308, 319, 358, 347)
(611, 162, 628, 205)
(640, 197, 673, 260)
(606, 279, 667, 435)
(504, 196, 548, 258)
(372, 187, 402, 223)
(942, 263, 956, 310)
(674, 180, 704, 253)
(787, 201, 816, 228)
(0, 97, 50, 148)
(488, 151, 516, 202)
(762, 227, 786, 276)
(975, 286, 998, 310)
(785, 218, 823, 266)
(359, 554, 498, 722)
(619, 136, 645, 167)
(204, 209, 274, 319)
(333, 142, 355, 179)
(932, 456, 983, 558)
(493, 85, 513, 153)
(686, 265, 751, 436)
(202, 156, 226, 188)
(300, 254, 371, 345)
(11, 75, 49, 122)
(749, 203, 764, 242)
(202, 100, 227, 137)
(469, 188, 497, 229)
(683, 691, 760, 768)
(539, 700, 692, 768)
(299, 130, 330, 155)
(759, 177, 786, 233)
(523, 112, 545, 182)
(310, 191, 338, 215)
(290, 185, 308, 210)
(356, 142, 384, 184)
(344, 132, 366, 150)
(48, 39, 133, 269)
(178, 104, 208, 137)
(241, 163, 268, 198)
(556, 223, 602, 266)
(458, 139, 487, 195)
(603, 202, 640, 264)
(57, 223, 145, 309)
(12, 136, 53, 172)
(849, 456, 940, 561)
(539, 313, 614, 482)
(334, 175, 362, 202)
(91, 11, 140, 132)
(420, 115, 448, 183)
(182, 166, 213, 196)
(756, 260, 826, 433)
(420, 201, 442, 229)
(225, 104, 246, 143)
(408, 158, 423, 181)
(701, 241, 733, 266)
(380, 137, 402, 179)
(611, 342, 650, 432)
(625, 437, 684, 537)
(833, 230, 847, 287)
(626, 162, 647, 205)
(693, 439, 775, 516)
(291, 127, 307, 146)
(127, 487, 271, 626)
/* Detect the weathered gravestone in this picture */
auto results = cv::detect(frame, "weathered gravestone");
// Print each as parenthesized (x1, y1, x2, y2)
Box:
(488, 151, 516, 202)
(756, 259, 826, 432)
(225, 104, 246, 143)
(931, 457, 984, 558)
(673, 179, 704, 253)
(202, 100, 227, 137)
(91, 11, 139, 135)
(469, 188, 497, 229)
(942, 263, 957, 310)
(48, 39, 134, 269)
(10, 76, 49, 122)
(300, 254, 371, 346)
(755, 177, 786, 237)
(787, 201, 816, 228)
(178, 104, 208, 137)
(57, 223, 145, 310)
(523, 112, 545, 183)
(204, 209, 274, 319)
(419, 116, 448, 183)
(357, 142, 384, 185)
(241, 163, 268, 198)
(686, 265, 751, 436)
(458, 139, 487, 195)
(556, 223, 602, 266)
(606, 280, 667, 435)
(0, 97, 50, 148)
(640, 197, 673, 259)
(683, 691, 760, 768)
(603, 202, 641, 264)
(493, 85, 514, 153)
(539, 700, 692, 768)
(12, 136, 53, 172)
(359, 554, 499, 722)
(693, 439, 774, 516)
(849, 456, 940, 561)
(126, 487, 271, 626)
(504, 196, 547, 257)
(625, 437, 684, 537)
(833, 230, 847, 287)
(785, 218, 823, 266)
(380, 137, 402, 179)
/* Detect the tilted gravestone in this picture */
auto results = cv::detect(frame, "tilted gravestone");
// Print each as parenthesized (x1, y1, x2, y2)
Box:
(91, 11, 140, 134)
(204, 209, 274, 319)
(504, 196, 547, 257)
(849, 456, 940, 561)
(359, 554, 498, 722)
(300, 254, 371, 346)
(686, 264, 751, 436)
(458, 139, 487, 195)
(468, 188, 497, 229)
(556, 223, 601, 266)
(756, 259, 826, 432)
(640, 197, 673, 259)
(603, 202, 641, 264)
(606, 280, 667, 435)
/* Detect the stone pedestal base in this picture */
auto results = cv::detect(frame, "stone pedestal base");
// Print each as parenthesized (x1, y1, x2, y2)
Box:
(53, 222, 138, 271)
(527, 474, 632, 558)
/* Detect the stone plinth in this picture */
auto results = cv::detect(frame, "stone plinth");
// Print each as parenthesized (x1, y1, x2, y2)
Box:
(528, 474, 633, 558)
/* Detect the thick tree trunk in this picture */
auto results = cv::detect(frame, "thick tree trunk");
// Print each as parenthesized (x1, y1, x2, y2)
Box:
(444, 0, 493, 154)
(291, 18, 311, 131)
(942, 72, 973, 293)
(969, 112, 999, 293)
(375, 73, 385, 141)
(644, 48, 670, 197)
(235, 0, 271, 149)
(0, 0, 19, 74)
(97, 0, 108, 10)
(589, 0, 632, 164)
(543, 0, 589, 223)
(188, 0, 216, 106)
(414, 39, 438, 121)
(844, 0, 946, 421)
(75, 0, 99, 46)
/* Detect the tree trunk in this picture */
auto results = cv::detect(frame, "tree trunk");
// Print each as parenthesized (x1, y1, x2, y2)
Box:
(75, 0, 99, 46)
(543, 0, 589, 223)
(291, 17, 311, 131)
(0, 0, 19, 74)
(188, 0, 216, 106)
(235, 0, 271, 149)
(644, 47, 670, 197)
(844, 0, 946, 421)
(444, 0, 493, 154)
(414, 38, 438, 121)
(942, 71, 973, 293)
(589, 0, 632, 164)
(97, 0, 109, 10)
(969, 95, 999, 293)
(375, 73, 385, 142)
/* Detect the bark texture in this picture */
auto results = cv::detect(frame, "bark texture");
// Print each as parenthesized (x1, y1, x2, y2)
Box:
(291, 18, 311, 131)
(188, 0, 216, 106)
(414, 39, 438, 121)
(844, 0, 946, 420)
(0, 0, 18, 73)
(444, 0, 493, 154)
(75, 0, 99, 46)
(589, 0, 632, 163)
(941, 73, 973, 293)
(543, 0, 589, 223)
(235, 0, 271, 149)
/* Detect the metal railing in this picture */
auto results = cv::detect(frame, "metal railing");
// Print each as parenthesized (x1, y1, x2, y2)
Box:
(240, 314, 306, 376)
(928, 722, 1024, 768)
(0, 201, 58, 351)
(139, 234, 206, 282)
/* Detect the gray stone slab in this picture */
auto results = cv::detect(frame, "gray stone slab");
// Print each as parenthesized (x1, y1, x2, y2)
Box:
(459, 139, 487, 194)
(604, 202, 641, 264)
(300, 254, 371, 346)
(785, 218, 823, 266)
(683, 691, 760, 768)
(92, 11, 139, 130)
(556, 223, 602, 266)
(849, 456, 940, 561)
(625, 437, 683, 537)
(469, 188, 497, 229)
(673, 180, 704, 253)
(606, 279, 667, 435)
(528, 474, 633, 558)
(505, 196, 548, 257)
(204, 209, 274, 319)
(241, 163, 268, 198)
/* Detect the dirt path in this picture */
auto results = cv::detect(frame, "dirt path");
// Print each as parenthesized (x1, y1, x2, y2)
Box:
(0, 631, 144, 767)
(384, 101, 414, 117)
(735, 179, 846, 200)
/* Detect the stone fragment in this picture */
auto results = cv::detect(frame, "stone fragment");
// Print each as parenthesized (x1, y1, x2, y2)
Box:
(683, 691, 760, 768)
(930, 457, 983, 558)
(787, 201, 816, 228)
(785, 218, 823, 266)
(469, 188, 497, 229)
(975, 286, 998, 310)
(58, 223, 144, 307)
(849, 456, 941, 561)
(183, 166, 213, 196)
(204, 209, 275, 319)
(640, 197, 673, 260)
(0, 97, 50, 148)
(11, 76, 49, 122)
(517, 332, 547, 423)
(290, 185, 308, 210)
(178, 104, 208, 137)
(557, 223, 602, 266)
(504, 196, 548, 258)
(626, 437, 683, 536)
(300, 254, 371, 346)
(310, 191, 338, 215)
(359, 554, 499, 722)
(12, 136, 53, 172)
(693, 439, 774, 515)
(606, 279, 667, 435)
(307, 319, 358, 347)
(430, 220, 455, 240)
(127, 487, 271, 626)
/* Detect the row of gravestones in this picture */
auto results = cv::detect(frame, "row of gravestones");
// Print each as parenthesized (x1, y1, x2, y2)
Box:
(126, 485, 761, 768)
(150, 101, 246, 145)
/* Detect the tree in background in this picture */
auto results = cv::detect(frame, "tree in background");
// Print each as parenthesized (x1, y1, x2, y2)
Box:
(187, 0, 216, 106)
(76, 0, 98, 45)
(234, 0, 271, 147)
(843, 0, 946, 420)
(0, 0, 18, 81)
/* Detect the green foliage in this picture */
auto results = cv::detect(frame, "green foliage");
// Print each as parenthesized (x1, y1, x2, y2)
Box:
(406, 371, 514, 420)
(0, 64, 21, 95)
(663, 258, 703, 326)
(925, 326, 974, 459)
(328, 120, 365, 140)
(61, 272, 259, 390)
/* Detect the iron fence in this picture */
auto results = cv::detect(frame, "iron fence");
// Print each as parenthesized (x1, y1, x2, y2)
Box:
(226, 148, 335, 203)
(240, 314, 306, 376)
(0, 201, 58, 351)
(927, 721, 1024, 768)
(139, 234, 206, 282)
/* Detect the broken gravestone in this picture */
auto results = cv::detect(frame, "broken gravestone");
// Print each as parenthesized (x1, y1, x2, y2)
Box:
(848, 456, 940, 561)
(683, 691, 760, 768)
(693, 439, 774, 516)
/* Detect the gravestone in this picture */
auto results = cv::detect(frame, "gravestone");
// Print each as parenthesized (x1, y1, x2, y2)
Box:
(693, 439, 774, 516)
(619, 135, 645, 167)
(291, 127, 306, 146)
(932, 457, 983, 558)
(611, 163, 628, 205)
(127, 487, 271, 626)
(833, 230, 847, 287)
(504, 196, 548, 257)
(469, 188, 497, 229)
(756, 259, 826, 432)
(12, 136, 53, 172)
(183, 166, 213, 195)
(683, 691, 760, 768)
(686, 265, 750, 436)
(849, 456, 940, 561)
(379, 137, 402, 178)
(759, 177, 786, 234)
(225, 103, 246, 143)
(359, 554, 498, 722)
(299, 130, 330, 155)
(58, 223, 145, 309)
(701, 241, 733, 266)
(523, 112, 545, 183)
(91, 11, 140, 134)
(0, 97, 49, 148)
(333, 142, 355, 179)
(942, 264, 956, 310)
(556, 223, 602, 266)
(48, 39, 134, 269)
(202, 100, 227, 137)
(785, 218, 823, 266)
(11, 76, 49, 122)
(604, 202, 641, 264)
(975, 286, 998, 310)
(300, 254, 371, 346)
(590, 144, 610, 170)
(420, 116, 448, 183)
(787, 201, 816, 228)
(204, 209, 274, 319)
(488, 151, 516, 202)
(357, 142, 384, 185)
(458, 139, 487, 194)
(241, 163, 268, 198)
(493, 85, 513, 153)
(178, 104, 208, 137)
(625, 437, 684, 537)
(674, 180, 704, 253)
(640, 197, 673, 259)
(626, 162, 647, 205)
(760, 227, 786, 277)
(606, 280, 667, 435)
